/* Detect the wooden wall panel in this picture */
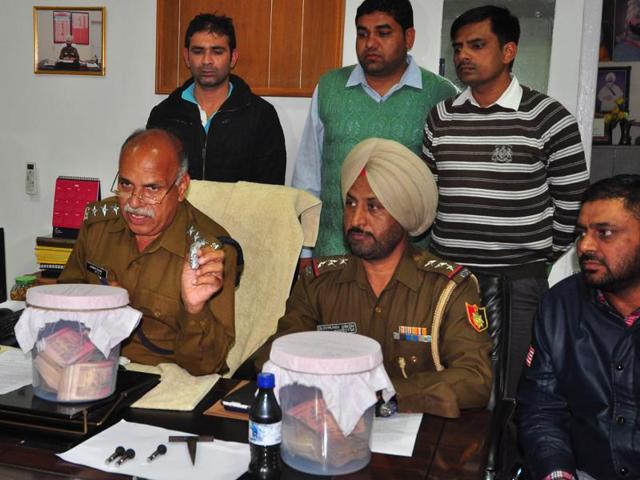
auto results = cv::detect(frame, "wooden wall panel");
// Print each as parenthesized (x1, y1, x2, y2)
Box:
(270, 0, 303, 89)
(301, 0, 345, 91)
(155, 0, 344, 97)
(155, 0, 180, 92)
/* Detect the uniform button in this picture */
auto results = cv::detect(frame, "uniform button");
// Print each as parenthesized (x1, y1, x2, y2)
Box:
(374, 306, 382, 313)
(616, 363, 624, 371)
(154, 311, 161, 318)
(620, 467, 628, 475)
(617, 416, 625, 425)
(410, 355, 418, 364)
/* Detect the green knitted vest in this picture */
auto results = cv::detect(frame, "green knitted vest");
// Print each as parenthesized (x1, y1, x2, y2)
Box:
(315, 66, 456, 256)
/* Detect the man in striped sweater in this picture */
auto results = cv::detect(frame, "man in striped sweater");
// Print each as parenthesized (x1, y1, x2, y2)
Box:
(422, 5, 589, 398)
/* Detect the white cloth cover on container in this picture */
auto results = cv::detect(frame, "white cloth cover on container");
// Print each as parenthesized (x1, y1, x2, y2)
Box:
(15, 284, 141, 357)
(263, 331, 395, 437)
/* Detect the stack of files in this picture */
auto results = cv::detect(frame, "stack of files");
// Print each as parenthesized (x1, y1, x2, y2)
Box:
(35, 235, 75, 277)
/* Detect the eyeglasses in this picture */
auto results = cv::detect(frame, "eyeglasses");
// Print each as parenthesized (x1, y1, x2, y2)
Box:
(110, 172, 180, 205)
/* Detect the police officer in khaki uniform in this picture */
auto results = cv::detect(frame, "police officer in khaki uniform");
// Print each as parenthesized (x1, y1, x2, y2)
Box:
(257, 138, 492, 417)
(60, 129, 239, 376)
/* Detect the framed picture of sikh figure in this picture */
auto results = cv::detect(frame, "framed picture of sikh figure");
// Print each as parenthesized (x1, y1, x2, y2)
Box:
(595, 66, 631, 114)
(33, 6, 106, 76)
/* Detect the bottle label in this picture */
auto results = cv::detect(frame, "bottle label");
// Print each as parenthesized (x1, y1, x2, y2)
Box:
(249, 420, 282, 446)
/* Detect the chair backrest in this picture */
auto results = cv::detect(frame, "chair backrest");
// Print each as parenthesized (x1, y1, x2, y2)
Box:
(187, 181, 321, 376)
(471, 270, 520, 480)
(472, 271, 511, 406)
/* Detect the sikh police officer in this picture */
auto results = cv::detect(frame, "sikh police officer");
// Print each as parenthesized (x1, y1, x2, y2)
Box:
(60, 129, 239, 376)
(258, 138, 492, 417)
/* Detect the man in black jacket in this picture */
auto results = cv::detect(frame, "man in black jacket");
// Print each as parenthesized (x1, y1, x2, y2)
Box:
(147, 14, 286, 184)
(517, 175, 640, 480)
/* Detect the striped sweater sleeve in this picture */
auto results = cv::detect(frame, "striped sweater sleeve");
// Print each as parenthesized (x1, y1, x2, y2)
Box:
(422, 105, 439, 181)
(544, 106, 589, 257)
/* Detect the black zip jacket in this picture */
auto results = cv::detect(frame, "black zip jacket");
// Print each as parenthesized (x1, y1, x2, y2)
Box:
(517, 274, 640, 480)
(147, 74, 286, 184)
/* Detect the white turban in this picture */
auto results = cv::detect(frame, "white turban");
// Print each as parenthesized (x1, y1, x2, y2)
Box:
(341, 138, 438, 236)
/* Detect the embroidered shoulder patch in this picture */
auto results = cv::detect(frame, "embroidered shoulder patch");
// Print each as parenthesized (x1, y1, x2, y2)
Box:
(465, 303, 488, 333)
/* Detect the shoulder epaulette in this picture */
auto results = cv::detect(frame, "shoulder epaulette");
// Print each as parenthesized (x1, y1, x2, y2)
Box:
(83, 198, 121, 224)
(304, 255, 350, 279)
(412, 251, 470, 284)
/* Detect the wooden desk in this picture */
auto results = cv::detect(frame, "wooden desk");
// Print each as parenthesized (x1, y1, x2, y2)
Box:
(0, 379, 490, 480)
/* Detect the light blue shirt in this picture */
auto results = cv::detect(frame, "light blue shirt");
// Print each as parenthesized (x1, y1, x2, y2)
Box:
(292, 56, 423, 198)
(181, 82, 234, 133)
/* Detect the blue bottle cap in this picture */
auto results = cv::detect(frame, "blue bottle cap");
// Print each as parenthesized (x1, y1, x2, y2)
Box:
(257, 372, 275, 389)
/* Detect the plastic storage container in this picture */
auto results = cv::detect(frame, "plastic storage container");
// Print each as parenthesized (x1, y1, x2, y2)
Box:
(19, 284, 137, 403)
(10, 275, 37, 301)
(263, 331, 394, 476)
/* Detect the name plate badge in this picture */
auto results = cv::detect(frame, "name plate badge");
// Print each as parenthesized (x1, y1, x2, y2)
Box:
(86, 262, 107, 280)
(317, 322, 357, 333)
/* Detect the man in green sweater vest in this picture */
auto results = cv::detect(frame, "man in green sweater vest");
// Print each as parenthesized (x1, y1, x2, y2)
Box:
(292, 0, 457, 259)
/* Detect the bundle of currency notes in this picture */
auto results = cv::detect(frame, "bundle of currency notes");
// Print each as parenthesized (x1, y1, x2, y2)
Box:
(283, 397, 370, 468)
(33, 323, 117, 402)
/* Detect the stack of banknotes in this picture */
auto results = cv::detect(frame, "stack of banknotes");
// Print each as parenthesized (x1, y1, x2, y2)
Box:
(33, 325, 116, 402)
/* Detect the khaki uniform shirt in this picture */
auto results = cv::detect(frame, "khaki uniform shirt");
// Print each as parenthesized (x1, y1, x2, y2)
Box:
(258, 249, 492, 418)
(59, 198, 237, 376)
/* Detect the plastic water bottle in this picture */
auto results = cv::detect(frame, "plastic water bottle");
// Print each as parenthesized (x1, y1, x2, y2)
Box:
(248, 372, 282, 479)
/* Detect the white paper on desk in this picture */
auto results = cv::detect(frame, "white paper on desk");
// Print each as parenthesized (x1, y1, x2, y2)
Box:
(370, 413, 423, 457)
(0, 300, 25, 311)
(58, 419, 250, 480)
(0, 346, 32, 394)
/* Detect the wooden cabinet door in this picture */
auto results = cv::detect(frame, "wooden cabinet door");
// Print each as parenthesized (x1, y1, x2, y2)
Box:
(155, 0, 345, 96)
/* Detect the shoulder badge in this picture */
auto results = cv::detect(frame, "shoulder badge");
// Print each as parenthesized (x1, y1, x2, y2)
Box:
(83, 198, 120, 224)
(414, 251, 470, 283)
(465, 302, 489, 333)
(304, 255, 349, 279)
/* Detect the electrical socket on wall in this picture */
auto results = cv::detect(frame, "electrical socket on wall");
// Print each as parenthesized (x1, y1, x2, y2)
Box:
(26, 162, 38, 195)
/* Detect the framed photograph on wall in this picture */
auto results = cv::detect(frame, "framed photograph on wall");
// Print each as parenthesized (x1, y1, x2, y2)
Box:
(33, 6, 105, 76)
(600, 0, 615, 60)
(612, 0, 640, 61)
(595, 66, 631, 114)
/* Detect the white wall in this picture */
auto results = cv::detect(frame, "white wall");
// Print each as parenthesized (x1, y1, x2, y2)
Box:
(0, 0, 161, 287)
(0, 0, 592, 291)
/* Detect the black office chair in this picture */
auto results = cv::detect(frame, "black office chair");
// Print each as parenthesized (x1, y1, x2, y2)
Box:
(472, 271, 528, 480)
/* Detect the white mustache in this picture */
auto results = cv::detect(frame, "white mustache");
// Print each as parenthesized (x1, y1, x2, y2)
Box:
(124, 204, 155, 218)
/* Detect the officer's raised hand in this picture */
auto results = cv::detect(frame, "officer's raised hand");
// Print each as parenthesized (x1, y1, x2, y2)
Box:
(181, 244, 225, 314)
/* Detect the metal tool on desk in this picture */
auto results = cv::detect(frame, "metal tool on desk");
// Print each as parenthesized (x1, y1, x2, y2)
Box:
(147, 444, 167, 462)
(169, 435, 214, 465)
(115, 448, 135, 466)
(105, 446, 125, 464)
